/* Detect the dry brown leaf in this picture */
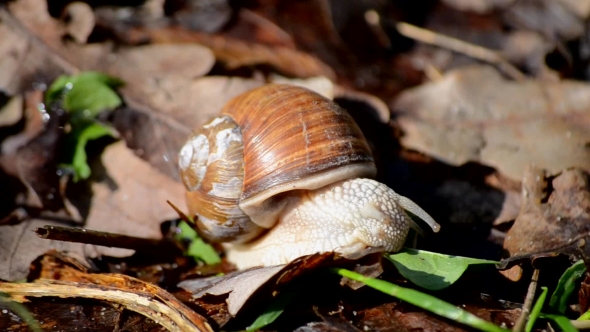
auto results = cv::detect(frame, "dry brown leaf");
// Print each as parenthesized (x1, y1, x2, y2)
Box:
(88, 141, 185, 239)
(440, 0, 515, 14)
(179, 266, 284, 317)
(392, 65, 590, 181)
(0, 141, 185, 281)
(103, 44, 215, 84)
(504, 0, 590, 41)
(503, 166, 590, 256)
(62, 2, 95, 44)
(224, 8, 296, 48)
(0, 95, 23, 127)
(178, 251, 383, 327)
(123, 25, 336, 80)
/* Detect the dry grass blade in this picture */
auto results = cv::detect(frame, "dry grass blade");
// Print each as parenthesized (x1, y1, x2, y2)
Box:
(0, 278, 213, 332)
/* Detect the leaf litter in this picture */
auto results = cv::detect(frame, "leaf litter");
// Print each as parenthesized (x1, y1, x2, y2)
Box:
(1, 0, 590, 331)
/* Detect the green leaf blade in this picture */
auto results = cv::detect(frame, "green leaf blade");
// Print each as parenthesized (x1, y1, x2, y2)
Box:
(541, 314, 579, 332)
(187, 238, 221, 265)
(246, 291, 293, 331)
(332, 268, 509, 332)
(174, 221, 221, 265)
(549, 260, 587, 314)
(46, 71, 123, 116)
(526, 286, 548, 332)
(386, 249, 499, 290)
(61, 121, 114, 182)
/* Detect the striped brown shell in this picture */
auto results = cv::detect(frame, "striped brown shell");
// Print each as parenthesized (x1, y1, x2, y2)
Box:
(179, 116, 264, 243)
(179, 84, 376, 242)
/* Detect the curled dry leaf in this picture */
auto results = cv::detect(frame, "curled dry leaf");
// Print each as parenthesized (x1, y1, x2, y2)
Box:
(392, 65, 590, 181)
(503, 166, 590, 257)
(178, 251, 383, 327)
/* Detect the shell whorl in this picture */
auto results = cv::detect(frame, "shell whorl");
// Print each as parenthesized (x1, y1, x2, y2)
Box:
(179, 115, 263, 243)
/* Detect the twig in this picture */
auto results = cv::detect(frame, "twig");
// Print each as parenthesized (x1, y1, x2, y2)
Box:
(36, 225, 181, 255)
(513, 269, 540, 332)
(0, 278, 213, 332)
(395, 21, 526, 82)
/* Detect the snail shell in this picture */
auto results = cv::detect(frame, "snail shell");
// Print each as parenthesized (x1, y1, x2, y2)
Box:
(179, 84, 439, 268)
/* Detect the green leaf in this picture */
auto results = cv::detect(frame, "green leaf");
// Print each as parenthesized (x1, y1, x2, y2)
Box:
(332, 268, 509, 332)
(386, 248, 499, 290)
(541, 314, 579, 332)
(61, 120, 114, 182)
(175, 220, 198, 240)
(174, 221, 221, 265)
(578, 310, 590, 321)
(550, 260, 587, 314)
(187, 238, 221, 265)
(46, 72, 123, 117)
(526, 286, 548, 332)
(246, 290, 294, 331)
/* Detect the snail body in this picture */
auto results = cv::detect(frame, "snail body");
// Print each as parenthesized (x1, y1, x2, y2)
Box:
(179, 84, 439, 269)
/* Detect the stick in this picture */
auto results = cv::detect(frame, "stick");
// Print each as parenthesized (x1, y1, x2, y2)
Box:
(395, 21, 526, 81)
(36, 225, 181, 255)
(513, 269, 540, 332)
(0, 278, 213, 332)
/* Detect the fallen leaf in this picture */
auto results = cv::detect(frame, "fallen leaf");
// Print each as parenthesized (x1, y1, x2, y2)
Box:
(439, 0, 515, 14)
(169, 0, 231, 33)
(392, 65, 590, 181)
(0, 92, 67, 212)
(0, 141, 185, 281)
(0, 95, 23, 127)
(580, 273, 590, 314)
(179, 266, 285, 317)
(224, 8, 296, 48)
(504, 0, 590, 41)
(86, 141, 184, 239)
(61, 2, 95, 44)
(503, 167, 590, 257)
(178, 251, 383, 327)
(121, 25, 336, 80)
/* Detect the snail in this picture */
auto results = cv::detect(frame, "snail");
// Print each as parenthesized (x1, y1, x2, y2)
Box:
(178, 84, 440, 269)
